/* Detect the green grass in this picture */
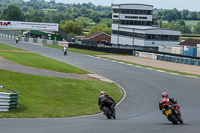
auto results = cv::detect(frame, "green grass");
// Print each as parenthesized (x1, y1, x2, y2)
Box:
(0, 69, 123, 118)
(184, 20, 200, 26)
(0, 87, 13, 93)
(0, 43, 89, 74)
(43, 44, 120, 56)
(180, 37, 200, 41)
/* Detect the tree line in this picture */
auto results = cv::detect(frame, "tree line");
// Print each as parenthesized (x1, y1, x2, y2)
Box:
(0, 0, 112, 36)
(154, 8, 200, 22)
(1, 1, 200, 35)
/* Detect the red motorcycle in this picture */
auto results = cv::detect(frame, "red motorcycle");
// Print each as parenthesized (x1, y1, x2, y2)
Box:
(161, 101, 183, 124)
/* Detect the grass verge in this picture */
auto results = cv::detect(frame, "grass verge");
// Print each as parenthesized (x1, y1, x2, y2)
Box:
(0, 43, 89, 74)
(0, 69, 123, 118)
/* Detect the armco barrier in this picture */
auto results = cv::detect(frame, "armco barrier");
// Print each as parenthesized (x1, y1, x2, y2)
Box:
(0, 84, 19, 112)
(33, 38, 38, 43)
(156, 54, 200, 66)
(156, 54, 164, 60)
(192, 59, 199, 66)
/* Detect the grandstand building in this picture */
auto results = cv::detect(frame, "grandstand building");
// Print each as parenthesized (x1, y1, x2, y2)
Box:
(111, 3, 181, 49)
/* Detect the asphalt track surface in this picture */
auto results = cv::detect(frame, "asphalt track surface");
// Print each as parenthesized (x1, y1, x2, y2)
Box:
(0, 38, 200, 133)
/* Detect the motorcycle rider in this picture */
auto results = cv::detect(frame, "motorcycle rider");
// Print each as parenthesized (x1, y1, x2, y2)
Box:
(159, 92, 183, 123)
(16, 37, 19, 43)
(98, 91, 116, 119)
(63, 46, 67, 55)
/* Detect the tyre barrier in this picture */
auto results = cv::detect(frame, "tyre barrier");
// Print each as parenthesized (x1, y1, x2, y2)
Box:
(135, 53, 200, 66)
(156, 54, 200, 66)
(0, 84, 19, 112)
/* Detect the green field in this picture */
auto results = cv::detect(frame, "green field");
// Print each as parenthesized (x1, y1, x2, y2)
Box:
(0, 43, 123, 118)
(0, 69, 123, 118)
(184, 20, 200, 27)
(162, 20, 200, 32)
(0, 43, 89, 74)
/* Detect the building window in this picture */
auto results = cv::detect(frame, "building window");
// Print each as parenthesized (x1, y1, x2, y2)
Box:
(120, 20, 152, 26)
(113, 20, 120, 24)
(118, 9, 152, 15)
(155, 35, 161, 40)
(113, 9, 120, 13)
(112, 30, 118, 34)
(174, 36, 179, 41)
(145, 34, 180, 41)
(146, 35, 151, 39)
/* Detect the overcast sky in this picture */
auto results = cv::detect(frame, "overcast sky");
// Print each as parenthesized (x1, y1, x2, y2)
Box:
(55, 0, 200, 11)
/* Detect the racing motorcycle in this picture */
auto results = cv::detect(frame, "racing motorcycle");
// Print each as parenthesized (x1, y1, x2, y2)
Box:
(63, 50, 67, 55)
(104, 106, 116, 119)
(161, 101, 183, 124)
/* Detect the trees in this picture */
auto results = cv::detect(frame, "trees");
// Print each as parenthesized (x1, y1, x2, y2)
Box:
(75, 17, 93, 27)
(162, 20, 192, 34)
(61, 20, 83, 35)
(189, 12, 198, 20)
(89, 24, 111, 35)
(194, 22, 200, 34)
(89, 12, 100, 23)
(182, 9, 189, 20)
(1, 5, 25, 21)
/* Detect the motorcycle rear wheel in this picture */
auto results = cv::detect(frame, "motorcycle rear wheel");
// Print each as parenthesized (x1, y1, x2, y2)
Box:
(168, 115, 179, 124)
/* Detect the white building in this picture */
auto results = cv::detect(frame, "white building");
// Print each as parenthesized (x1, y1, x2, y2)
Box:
(111, 3, 181, 49)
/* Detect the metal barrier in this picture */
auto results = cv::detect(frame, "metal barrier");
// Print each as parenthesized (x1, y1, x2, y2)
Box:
(135, 52, 200, 66)
(0, 84, 19, 112)
(156, 54, 200, 66)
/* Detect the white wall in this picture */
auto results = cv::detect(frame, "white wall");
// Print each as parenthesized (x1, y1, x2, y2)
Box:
(197, 44, 200, 57)
(134, 38, 145, 46)
(119, 27, 133, 32)
(120, 4, 153, 10)
(144, 40, 179, 47)
(118, 36, 133, 45)
(146, 29, 181, 35)
(112, 24, 119, 30)
(111, 35, 118, 44)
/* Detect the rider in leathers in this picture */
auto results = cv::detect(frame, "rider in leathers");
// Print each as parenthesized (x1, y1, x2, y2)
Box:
(98, 91, 116, 117)
(159, 92, 182, 122)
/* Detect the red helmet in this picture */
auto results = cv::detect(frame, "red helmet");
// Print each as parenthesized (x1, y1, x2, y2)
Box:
(162, 92, 168, 98)
(100, 91, 106, 95)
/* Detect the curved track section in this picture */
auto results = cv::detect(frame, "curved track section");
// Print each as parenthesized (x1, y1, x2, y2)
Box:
(0, 38, 200, 133)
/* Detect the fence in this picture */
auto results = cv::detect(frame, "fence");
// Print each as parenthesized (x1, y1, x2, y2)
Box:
(0, 33, 68, 47)
(156, 54, 200, 66)
(0, 84, 19, 112)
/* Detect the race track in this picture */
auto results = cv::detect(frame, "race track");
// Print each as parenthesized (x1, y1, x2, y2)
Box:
(0, 38, 200, 133)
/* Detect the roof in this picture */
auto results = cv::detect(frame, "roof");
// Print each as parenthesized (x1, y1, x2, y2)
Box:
(112, 3, 153, 7)
(178, 38, 200, 47)
(84, 32, 111, 40)
(119, 25, 158, 30)
(119, 25, 181, 32)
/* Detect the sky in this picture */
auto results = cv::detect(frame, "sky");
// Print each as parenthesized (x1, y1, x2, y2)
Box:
(55, 0, 200, 11)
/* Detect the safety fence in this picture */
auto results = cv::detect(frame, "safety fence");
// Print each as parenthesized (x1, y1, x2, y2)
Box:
(156, 54, 200, 66)
(0, 84, 19, 112)
(0, 33, 69, 47)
